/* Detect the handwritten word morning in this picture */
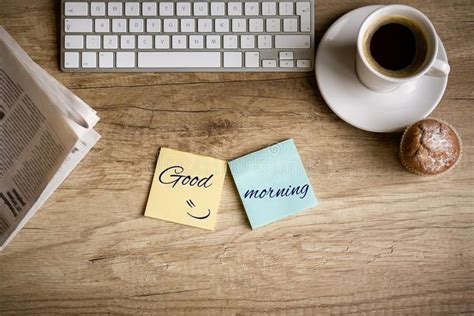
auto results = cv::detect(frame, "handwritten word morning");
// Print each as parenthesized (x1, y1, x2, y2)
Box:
(244, 184, 309, 200)
(159, 166, 214, 188)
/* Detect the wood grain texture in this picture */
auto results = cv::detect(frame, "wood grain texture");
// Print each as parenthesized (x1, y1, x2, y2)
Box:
(0, 0, 473, 314)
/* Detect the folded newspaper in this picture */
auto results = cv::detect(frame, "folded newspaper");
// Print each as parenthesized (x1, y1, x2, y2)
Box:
(0, 26, 100, 251)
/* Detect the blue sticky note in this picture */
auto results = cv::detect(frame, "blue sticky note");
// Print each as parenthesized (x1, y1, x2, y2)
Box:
(228, 139, 318, 229)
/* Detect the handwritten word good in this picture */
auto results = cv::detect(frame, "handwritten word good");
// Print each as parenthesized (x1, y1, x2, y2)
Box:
(159, 166, 214, 188)
(229, 139, 318, 229)
(145, 148, 227, 230)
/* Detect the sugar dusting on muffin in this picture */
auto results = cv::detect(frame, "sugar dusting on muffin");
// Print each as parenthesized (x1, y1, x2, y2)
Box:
(400, 118, 461, 176)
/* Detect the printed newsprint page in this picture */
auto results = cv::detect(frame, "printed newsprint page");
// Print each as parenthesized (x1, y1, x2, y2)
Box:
(0, 26, 100, 250)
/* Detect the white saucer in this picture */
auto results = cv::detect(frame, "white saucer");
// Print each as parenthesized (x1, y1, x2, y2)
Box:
(315, 5, 449, 133)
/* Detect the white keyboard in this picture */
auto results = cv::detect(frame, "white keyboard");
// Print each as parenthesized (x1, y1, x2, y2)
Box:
(61, 1, 315, 72)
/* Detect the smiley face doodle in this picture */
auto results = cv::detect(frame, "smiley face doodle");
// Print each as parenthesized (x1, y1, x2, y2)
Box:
(186, 199, 211, 220)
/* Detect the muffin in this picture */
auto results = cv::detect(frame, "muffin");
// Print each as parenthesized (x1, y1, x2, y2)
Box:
(400, 118, 461, 176)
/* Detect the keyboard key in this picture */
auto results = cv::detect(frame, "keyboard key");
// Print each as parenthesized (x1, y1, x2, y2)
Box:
(108, 2, 123, 16)
(103, 35, 118, 49)
(232, 19, 246, 32)
(266, 19, 280, 32)
(181, 19, 195, 32)
(159, 3, 174, 16)
(99, 52, 114, 68)
(228, 2, 242, 16)
(297, 59, 311, 68)
(86, 35, 101, 49)
(65, 35, 84, 49)
(198, 19, 212, 32)
(90, 2, 105, 16)
(279, 52, 294, 60)
(172, 35, 187, 49)
(245, 52, 260, 68)
(280, 60, 294, 67)
(258, 35, 272, 48)
(241, 35, 255, 49)
(64, 52, 79, 68)
(215, 19, 230, 32)
(249, 19, 264, 32)
(112, 19, 127, 32)
(82, 52, 97, 68)
(262, 59, 277, 68)
(147, 19, 161, 32)
(206, 35, 221, 49)
(138, 35, 153, 49)
(138, 52, 221, 68)
(275, 35, 311, 48)
(194, 3, 208, 16)
(211, 2, 225, 16)
(121, 35, 136, 49)
(279, 2, 294, 15)
(224, 52, 242, 67)
(177, 2, 191, 16)
(190, 35, 204, 49)
(223, 35, 238, 49)
(65, 19, 93, 33)
(155, 35, 170, 48)
(284, 18, 298, 32)
(142, 2, 157, 16)
(163, 19, 178, 32)
(262, 2, 277, 15)
(130, 19, 144, 32)
(125, 3, 140, 16)
(245, 2, 259, 16)
(95, 19, 110, 32)
(297, 2, 312, 32)
(65, 2, 88, 16)
(117, 52, 136, 68)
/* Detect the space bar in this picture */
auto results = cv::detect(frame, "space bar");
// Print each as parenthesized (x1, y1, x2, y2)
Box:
(138, 52, 221, 68)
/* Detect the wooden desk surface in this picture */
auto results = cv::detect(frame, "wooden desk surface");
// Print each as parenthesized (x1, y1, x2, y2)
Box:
(1, 1, 473, 314)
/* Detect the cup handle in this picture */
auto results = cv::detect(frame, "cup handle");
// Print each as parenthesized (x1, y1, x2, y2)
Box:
(426, 59, 450, 77)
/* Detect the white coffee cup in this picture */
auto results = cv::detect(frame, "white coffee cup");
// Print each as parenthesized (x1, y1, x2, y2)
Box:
(356, 5, 450, 92)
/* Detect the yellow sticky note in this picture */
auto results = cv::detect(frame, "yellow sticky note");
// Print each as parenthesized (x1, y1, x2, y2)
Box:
(144, 148, 227, 230)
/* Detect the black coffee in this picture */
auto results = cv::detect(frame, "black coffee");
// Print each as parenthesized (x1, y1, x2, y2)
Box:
(365, 17, 428, 77)
(370, 23, 416, 71)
